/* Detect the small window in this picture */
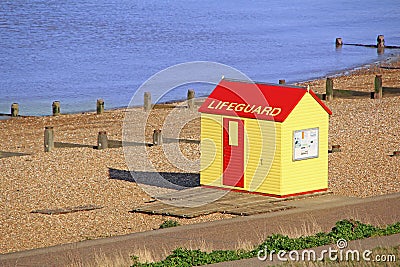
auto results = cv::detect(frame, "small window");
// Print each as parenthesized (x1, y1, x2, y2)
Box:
(228, 121, 238, 146)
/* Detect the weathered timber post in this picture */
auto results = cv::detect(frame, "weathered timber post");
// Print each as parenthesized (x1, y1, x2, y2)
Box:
(335, 38, 343, 47)
(97, 99, 104, 114)
(187, 89, 195, 110)
(97, 131, 108, 149)
(144, 92, 151, 112)
(44, 126, 54, 152)
(377, 35, 385, 48)
(279, 79, 286, 85)
(52, 101, 60, 116)
(153, 129, 162, 146)
(374, 75, 383, 99)
(331, 145, 341, 153)
(326, 78, 334, 101)
(11, 103, 19, 117)
(377, 35, 385, 54)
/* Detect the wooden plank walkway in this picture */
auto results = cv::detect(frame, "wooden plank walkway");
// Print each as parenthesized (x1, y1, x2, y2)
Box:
(131, 187, 296, 218)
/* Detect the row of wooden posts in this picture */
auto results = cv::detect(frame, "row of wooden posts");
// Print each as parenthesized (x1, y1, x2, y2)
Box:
(277, 75, 384, 101)
(9, 99, 105, 117)
(334, 35, 400, 55)
(44, 127, 111, 152)
(335, 35, 386, 48)
(43, 127, 163, 152)
(9, 89, 197, 117)
(326, 74, 383, 101)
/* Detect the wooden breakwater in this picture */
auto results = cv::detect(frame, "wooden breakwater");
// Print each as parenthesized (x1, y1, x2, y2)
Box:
(314, 74, 400, 101)
(335, 35, 400, 55)
(4, 89, 200, 117)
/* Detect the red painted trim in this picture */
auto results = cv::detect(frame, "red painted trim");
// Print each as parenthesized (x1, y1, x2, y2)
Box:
(201, 185, 328, 198)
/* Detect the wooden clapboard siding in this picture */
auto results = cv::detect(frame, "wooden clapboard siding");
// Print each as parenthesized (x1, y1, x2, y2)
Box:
(200, 113, 223, 186)
(280, 93, 329, 195)
(245, 118, 282, 195)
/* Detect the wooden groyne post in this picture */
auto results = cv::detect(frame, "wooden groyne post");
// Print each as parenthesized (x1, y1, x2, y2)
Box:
(377, 35, 385, 48)
(11, 103, 19, 117)
(144, 92, 151, 112)
(326, 78, 334, 101)
(187, 89, 195, 110)
(97, 99, 104, 114)
(377, 35, 385, 54)
(52, 101, 60, 116)
(44, 126, 54, 152)
(374, 75, 383, 99)
(335, 38, 343, 47)
(331, 145, 341, 153)
(97, 131, 108, 149)
(153, 130, 162, 146)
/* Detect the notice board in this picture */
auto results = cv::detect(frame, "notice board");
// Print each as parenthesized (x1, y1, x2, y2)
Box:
(293, 128, 319, 161)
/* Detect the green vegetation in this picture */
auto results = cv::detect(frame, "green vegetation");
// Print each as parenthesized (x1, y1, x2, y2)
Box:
(131, 219, 400, 267)
(159, 220, 180, 229)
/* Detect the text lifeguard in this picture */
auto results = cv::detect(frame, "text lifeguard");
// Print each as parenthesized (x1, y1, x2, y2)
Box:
(207, 100, 281, 116)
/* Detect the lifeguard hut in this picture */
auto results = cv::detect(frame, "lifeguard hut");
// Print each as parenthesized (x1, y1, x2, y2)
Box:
(198, 78, 332, 197)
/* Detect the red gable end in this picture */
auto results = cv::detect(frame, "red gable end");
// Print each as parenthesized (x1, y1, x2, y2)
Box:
(198, 79, 332, 122)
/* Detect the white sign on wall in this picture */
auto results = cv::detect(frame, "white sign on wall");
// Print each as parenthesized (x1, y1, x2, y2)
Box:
(293, 128, 319, 161)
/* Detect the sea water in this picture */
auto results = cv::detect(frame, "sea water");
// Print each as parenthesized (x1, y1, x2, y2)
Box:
(0, 0, 399, 116)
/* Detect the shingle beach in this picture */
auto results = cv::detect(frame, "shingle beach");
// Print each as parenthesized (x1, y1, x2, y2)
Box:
(1, 57, 399, 253)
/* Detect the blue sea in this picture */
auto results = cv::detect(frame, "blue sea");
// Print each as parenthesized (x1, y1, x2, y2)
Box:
(0, 0, 399, 116)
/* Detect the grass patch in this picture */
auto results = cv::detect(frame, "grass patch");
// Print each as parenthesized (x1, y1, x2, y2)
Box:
(131, 219, 400, 267)
(159, 220, 180, 229)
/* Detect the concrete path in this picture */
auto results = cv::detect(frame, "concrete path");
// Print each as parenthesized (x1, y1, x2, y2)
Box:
(1, 193, 399, 266)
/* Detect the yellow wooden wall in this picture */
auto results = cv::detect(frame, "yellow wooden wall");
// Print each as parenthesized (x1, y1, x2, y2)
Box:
(280, 93, 329, 195)
(200, 113, 223, 186)
(245, 118, 281, 195)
